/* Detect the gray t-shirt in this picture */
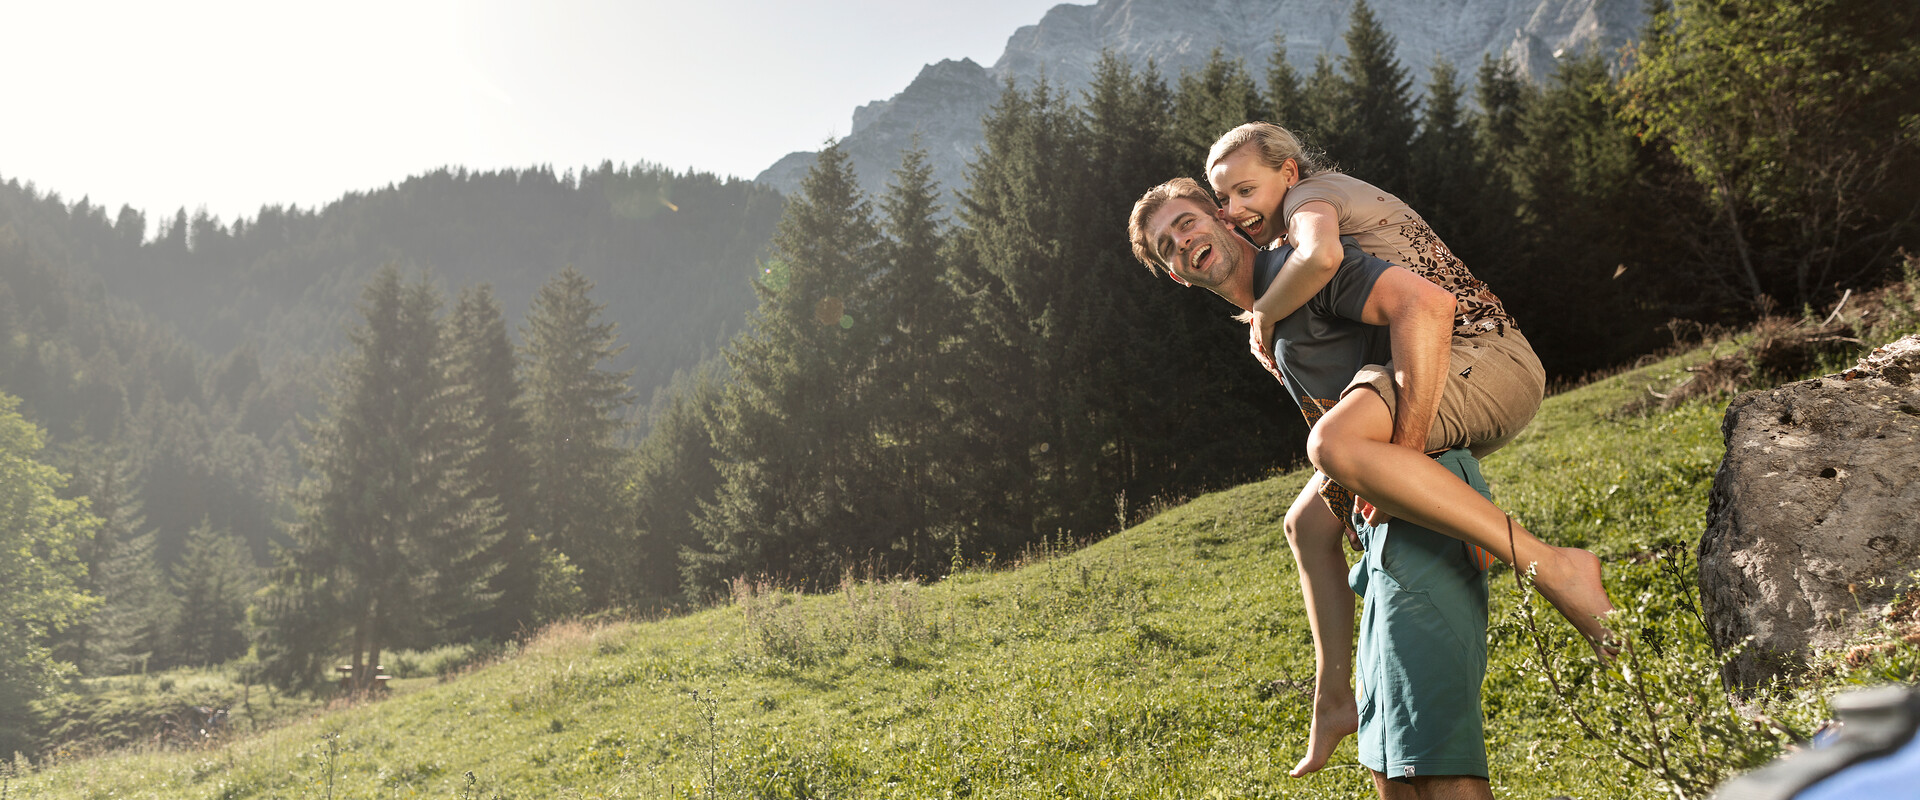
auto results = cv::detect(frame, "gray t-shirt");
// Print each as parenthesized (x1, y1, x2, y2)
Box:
(1254, 236, 1393, 426)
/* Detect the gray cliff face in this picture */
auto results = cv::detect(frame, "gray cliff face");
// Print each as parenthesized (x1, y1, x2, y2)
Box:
(756, 0, 1646, 204)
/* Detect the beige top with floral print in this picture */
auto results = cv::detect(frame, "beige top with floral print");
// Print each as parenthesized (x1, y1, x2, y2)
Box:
(1281, 171, 1515, 337)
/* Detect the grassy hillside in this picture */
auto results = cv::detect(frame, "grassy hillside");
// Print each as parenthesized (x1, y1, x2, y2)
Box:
(9, 328, 1912, 798)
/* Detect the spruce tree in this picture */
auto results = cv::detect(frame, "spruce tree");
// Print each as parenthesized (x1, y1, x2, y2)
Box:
(1407, 58, 1480, 256)
(864, 144, 961, 573)
(630, 365, 726, 600)
(949, 78, 1094, 553)
(1502, 53, 1674, 373)
(520, 267, 633, 607)
(445, 284, 535, 639)
(1083, 53, 1299, 509)
(1264, 33, 1307, 132)
(167, 520, 255, 667)
(92, 528, 169, 674)
(262, 268, 497, 691)
(1327, 0, 1417, 189)
(694, 141, 883, 588)
(48, 441, 155, 674)
(1172, 50, 1268, 171)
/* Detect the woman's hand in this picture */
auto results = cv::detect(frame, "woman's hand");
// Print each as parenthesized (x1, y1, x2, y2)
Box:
(1249, 317, 1282, 382)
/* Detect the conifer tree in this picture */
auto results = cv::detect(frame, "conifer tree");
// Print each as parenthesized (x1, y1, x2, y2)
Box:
(50, 442, 169, 675)
(1172, 51, 1268, 171)
(1324, 0, 1418, 189)
(863, 144, 961, 572)
(167, 520, 255, 667)
(261, 268, 498, 691)
(446, 284, 536, 639)
(1407, 58, 1481, 256)
(630, 365, 726, 599)
(1300, 54, 1349, 170)
(1474, 55, 1532, 211)
(949, 78, 1099, 552)
(1501, 53, 1673, 373)
(1264, 33, 1307, 131)
(520, 267, 633, 607)
(1083, 53, 1300, 507)
(94, 529, 169, 673)
(693, 142, 883, 589)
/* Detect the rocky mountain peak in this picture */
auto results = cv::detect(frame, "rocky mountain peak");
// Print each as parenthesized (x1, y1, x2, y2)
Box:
(757, 0, 1646, 204)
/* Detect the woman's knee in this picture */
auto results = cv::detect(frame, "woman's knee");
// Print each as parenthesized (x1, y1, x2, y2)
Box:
(1284, 494, 1340, 550)
(1305, 424, 1355, 478)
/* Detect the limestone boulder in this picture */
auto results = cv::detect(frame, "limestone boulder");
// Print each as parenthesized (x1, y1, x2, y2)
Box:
(1700, 335, 1920, 688)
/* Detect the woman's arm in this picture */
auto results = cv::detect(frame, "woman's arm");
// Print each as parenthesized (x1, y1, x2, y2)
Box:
(1248, 199, 1341, 372)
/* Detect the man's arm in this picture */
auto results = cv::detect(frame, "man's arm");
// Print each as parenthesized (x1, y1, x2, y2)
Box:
(1356, 266, 1456, 452)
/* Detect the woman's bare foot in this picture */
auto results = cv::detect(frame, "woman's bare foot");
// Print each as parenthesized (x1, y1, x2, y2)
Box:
(1533, 546, 1618, 658)
(1289, 691, 1359, 777)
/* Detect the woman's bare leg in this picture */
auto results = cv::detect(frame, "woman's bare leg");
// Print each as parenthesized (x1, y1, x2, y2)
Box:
(1307, 387, 1616, 649)
(1284, 479, 1360, 776)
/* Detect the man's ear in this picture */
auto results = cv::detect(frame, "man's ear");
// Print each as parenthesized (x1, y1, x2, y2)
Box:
(1166, 270, 1191, 287)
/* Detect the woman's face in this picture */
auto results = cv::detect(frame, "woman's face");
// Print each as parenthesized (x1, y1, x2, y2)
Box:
(1208, 147, 1297, 248)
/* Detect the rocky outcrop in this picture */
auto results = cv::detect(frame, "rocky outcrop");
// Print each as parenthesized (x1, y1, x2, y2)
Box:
(757, 0, 1648, 202)
(1700, 335, 1920, 688)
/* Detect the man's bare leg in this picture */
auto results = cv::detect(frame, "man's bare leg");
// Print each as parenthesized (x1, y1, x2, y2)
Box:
(1306, 387, 1616, 649)
(1370, 773, 1494, 800)
(1283, 480, 1358, 776)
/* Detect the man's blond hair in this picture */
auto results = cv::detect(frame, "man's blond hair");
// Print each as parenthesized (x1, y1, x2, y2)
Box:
(1205, 122, 1328, 178)
(1127, 177, 1217, 277)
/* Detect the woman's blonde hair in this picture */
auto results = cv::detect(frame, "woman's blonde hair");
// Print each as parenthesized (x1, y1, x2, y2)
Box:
(1205, 122, 1328, 178)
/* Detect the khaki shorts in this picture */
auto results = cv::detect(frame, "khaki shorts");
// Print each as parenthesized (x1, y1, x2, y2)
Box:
(1343, 327, 1545, 458)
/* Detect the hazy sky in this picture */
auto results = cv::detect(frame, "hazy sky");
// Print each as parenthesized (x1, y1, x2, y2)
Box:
(6, 0, 1072, 229)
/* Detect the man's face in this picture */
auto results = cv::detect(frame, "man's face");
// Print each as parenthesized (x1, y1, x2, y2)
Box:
(1146, 196, 1249, 296)
(1207, 146, 1295, 248)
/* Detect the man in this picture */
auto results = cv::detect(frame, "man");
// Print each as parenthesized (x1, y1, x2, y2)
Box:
(1128, 178, 1608, 797)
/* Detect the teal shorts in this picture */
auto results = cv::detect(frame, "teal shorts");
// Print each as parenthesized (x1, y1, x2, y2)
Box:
(1347, 448, 1492, 781)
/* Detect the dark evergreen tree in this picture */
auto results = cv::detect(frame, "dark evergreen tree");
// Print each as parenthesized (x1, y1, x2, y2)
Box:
(630, 365, 727, 600)
(1300, 55, 1348, 167)
(91, 529, 169, 674)
(948, 79, 1095, 554)
(1406, 58, 1482, 261)
(862, 144, 962, 573)
(1323, 0, 1418, 190)
(1498, 53, 1677, 374)
(1264, 33, 1307, 131)
(1172, 50, 1268, 172)
(446, 284, 537, 639)
(48, 442, 168, 675)
(260, 268, 498, 691)
(1081, 53, 1300, 514)
(520, 267, 634, 607)
(166, 520, 255, 667)
(692, 142, 883, 590)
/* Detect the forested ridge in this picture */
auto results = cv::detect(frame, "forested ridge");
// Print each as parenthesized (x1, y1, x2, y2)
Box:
(0, 162, 784, 409)
(1, 0, 1915, 766)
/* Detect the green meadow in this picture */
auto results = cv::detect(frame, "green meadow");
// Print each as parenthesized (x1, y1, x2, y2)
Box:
(11, 333, 1914, 799)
